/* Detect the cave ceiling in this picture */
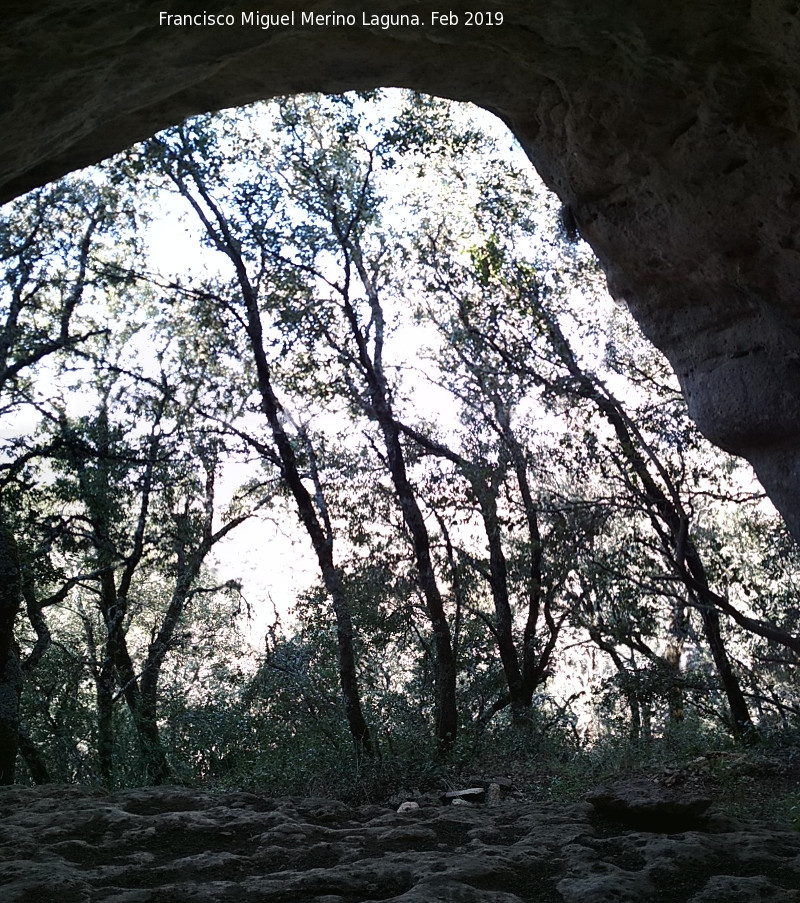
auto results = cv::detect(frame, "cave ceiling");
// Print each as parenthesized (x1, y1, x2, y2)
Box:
(2, 1, 800, 537)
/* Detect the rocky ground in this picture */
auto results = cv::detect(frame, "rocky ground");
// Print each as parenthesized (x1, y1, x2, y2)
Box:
(3, 761, 800, 903)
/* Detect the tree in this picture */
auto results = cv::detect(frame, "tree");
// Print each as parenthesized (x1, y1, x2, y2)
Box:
(134, 102, 377, 759)
(0, 177, 134, 783)
(399, 120, 773, 739)
(45, 315, 253, 783)
(9, 88, 800, 788)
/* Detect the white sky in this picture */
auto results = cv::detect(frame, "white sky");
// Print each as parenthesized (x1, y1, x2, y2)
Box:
(135, 92, 539, 642)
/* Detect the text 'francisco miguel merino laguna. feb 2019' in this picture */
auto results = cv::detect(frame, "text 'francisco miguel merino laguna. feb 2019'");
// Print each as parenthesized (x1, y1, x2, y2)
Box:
(157, 10, 505, 29)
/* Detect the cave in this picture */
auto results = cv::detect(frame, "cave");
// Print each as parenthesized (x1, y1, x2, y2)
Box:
(3, 1, 799, 537)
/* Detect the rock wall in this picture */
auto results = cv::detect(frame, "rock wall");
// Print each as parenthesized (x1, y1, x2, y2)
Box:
(3, 1, 800, 537)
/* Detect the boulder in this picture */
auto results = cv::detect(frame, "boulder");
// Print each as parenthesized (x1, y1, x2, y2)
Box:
(586, 776, 713, 830)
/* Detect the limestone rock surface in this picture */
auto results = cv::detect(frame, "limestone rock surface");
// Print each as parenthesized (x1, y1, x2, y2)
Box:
(2, 785, 800, 902)
(2, 2, 800, 535)
(585, 776, 712, 830)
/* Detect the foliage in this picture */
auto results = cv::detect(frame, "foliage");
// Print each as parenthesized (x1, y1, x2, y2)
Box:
(2, 89, 800, 796)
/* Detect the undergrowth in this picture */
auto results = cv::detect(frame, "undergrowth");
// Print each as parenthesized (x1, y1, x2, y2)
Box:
(189, 714, 800, 827)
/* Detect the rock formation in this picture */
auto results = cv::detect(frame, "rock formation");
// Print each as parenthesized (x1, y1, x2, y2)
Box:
(2, 1, 800, 536)
(585, 776, 713, 831)
(2, 784, 800, 902)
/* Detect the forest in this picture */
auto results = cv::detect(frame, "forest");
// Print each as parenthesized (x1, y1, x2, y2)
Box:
(1, 90, 799, 799)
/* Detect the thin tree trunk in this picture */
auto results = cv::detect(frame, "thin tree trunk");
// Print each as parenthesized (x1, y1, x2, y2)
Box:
(207, 208, 373, 758)
(664, 599, 687, 724)
(246, 320, 373, 758)
(510, 444, 561, 706)
(340, 242, 459, 751)
(589, 627, 644, 741)
(105, 611, 171, 784)
(81, 605, 116, 786)
(542, 312, 755, 737)
(96, 658, 115, 786)
(371, 409, 458, 748)
(697, 603, 754, 739)
(96, 567, 171, 784)
(351, 382, 459, 747)
(0, 524, 22, 784)
(477, 486, 527, 721)
(0, 643, 22, 784)
(396, 422, 523, 727)
(17, 724, 50, 784)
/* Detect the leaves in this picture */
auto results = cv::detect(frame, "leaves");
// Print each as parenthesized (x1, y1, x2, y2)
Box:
(5, 89, 800, 789)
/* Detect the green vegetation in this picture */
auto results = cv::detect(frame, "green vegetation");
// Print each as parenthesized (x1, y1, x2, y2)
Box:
(2, 90, 800, 801)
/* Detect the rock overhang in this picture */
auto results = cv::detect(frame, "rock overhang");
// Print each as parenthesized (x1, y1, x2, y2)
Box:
(3, 0, 800, 537)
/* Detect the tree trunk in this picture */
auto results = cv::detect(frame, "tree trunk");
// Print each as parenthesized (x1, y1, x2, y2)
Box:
(82, 608, 116, 786)
(339, 284, 459, 750)
(17, 724, 50, 784)
(376, 415, 458, 749)
(628, 692, 643, 741)
(96, 658, 116, 786)
(0, 642, 22, 784)
(397, 424, 531, 729)
(664, 600, 688, 724)
(698, 602, 755, 740)
(0, 524, 22, 784)
(249, 349, 373, 758)
(542, 314, 757, 737)
(506, 433, 561, 709)
(100, 573, 171, 784)
(230, 242, 373, 759)
(134, 691, 171, 784)
(107, 627, 171, 784)
(476, 485, 527, 721)
(320, 561, 375, 756)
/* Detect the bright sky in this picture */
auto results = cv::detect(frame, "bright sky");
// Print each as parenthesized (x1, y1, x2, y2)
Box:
(136, 91, 543, 644)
